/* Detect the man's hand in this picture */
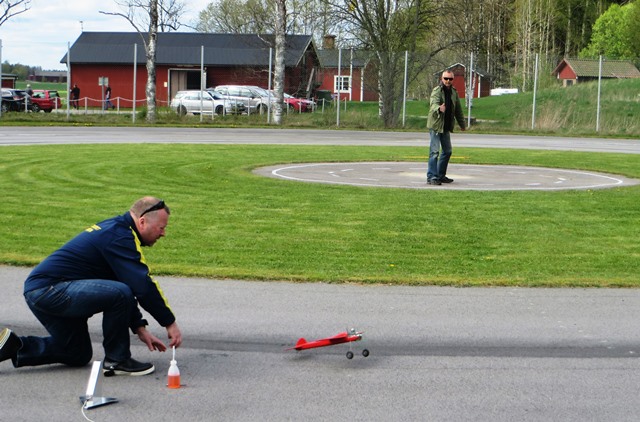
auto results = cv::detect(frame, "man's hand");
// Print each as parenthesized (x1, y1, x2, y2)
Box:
(439, 104, 446, 113)
(166, 322, 183, 348)
(136, 326, 168, 352)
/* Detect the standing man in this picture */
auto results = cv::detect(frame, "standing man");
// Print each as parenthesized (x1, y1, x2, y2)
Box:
(0, 197, 182, 376)
(426, 70, 466, 185)
(104, 85, 114, 110)
(71, 84, 80, 110)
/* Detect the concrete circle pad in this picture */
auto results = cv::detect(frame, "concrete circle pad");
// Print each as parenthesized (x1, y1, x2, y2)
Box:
(254, 162, 640, 191)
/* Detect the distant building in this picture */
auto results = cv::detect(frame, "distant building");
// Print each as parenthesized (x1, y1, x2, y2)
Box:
(552, 58, 640, 86)
(1, 74, 18, 89)
(61, 32, 319, 106)
(316, 35, 377, 102)
(437, 63, 492, 99)
(30, 71, 67, 83)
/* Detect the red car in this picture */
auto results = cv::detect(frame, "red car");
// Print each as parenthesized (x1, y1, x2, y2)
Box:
(30, 90, 63, 113)
(283, 93, 315, 113)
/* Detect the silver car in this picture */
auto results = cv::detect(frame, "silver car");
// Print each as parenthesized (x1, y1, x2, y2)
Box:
(210, 85, 272, 114)
(170, 90, 245, 116)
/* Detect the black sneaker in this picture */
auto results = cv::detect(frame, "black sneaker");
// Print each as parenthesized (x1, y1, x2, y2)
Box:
(440, 177, 454, 183)
(103, 358, 155, 377)
(427, 178, 442, 185)
(0, 328, 21, 363)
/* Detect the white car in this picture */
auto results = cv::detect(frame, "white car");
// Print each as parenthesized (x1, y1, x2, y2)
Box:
(170, 90, 245, 116)
(210, 85, 273, 114)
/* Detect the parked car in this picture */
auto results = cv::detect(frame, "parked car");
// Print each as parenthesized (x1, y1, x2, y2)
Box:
(267, 91, 315, 113)
(1, 89, 32, 113)
(170, 90, 246, 116)
(30, 90, 63, 113)
(210, 85, 272, 114)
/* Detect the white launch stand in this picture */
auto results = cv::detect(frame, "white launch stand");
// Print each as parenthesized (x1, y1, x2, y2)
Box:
(79, 361, 118, 409)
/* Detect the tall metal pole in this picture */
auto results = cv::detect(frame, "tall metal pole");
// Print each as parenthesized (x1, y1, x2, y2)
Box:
(66, 42, 71, 120)
(268, 47, 272, 124)
(200, 45, 204, 122)
(467, 52, 473, 128)
(596, 55, 603, 132)
(132, 43, 137, 124)
(531, 53, 539, 130)
(402, 51, 408, 127)
(1, 39, 3, 119)
(336, 48, 341, 127)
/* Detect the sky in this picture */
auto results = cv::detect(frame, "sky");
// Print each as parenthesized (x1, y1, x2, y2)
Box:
(0, 0, 212, 70)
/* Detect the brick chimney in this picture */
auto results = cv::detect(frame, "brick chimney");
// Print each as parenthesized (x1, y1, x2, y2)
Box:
(322, 35, 336, 49)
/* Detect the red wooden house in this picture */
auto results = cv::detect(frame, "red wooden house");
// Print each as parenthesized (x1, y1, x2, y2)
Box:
(439, 63, 492, 99)
(61, 32, 320, 107)
(552, 58, 640, 87)
(314, 35, 378, 102)
(1, 74, 18, 89)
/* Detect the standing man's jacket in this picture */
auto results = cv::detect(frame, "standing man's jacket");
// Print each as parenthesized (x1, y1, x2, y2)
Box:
(24, 212, 175, 332)
(427, 83, 466, 133)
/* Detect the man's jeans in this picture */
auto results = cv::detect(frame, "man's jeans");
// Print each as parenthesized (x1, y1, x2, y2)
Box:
(427, 129, 452, 181)
(16, 279, 136, 367)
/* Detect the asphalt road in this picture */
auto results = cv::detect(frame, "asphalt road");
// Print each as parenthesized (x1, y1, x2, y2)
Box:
(2, 128, 640, 421)
(2, 266, 640, 421)
(0, 126, 639, 154)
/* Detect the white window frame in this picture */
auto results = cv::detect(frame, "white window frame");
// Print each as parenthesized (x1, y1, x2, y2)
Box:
(334, 75, 351, 94)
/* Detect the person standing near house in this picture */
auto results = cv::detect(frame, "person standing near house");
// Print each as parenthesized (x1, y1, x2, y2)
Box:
(426, 70, 466, 185)
(26, 84, 33, 97)
(71, 84, 80, 110)
(104, 85, 114, 110)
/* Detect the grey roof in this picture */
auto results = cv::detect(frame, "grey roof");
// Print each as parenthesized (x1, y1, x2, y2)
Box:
(61, 32, 316, 67)
(317, 49, 373, 68)
(553, 58, 640, 78)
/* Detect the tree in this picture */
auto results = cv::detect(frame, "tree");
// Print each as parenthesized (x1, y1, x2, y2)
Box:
(101, 0, 185, 123)
(324, 0, 448, 127)
(272, 0, 286, 124)
(580, 2, 639, 60)
(0, 0, 30, 27)
(195, 0, 340, 46)
(195, 0, 270, 33)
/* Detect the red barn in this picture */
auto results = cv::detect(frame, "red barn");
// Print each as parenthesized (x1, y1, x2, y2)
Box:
(61, 32, 320, 107)
(314, 35, 378, 102)
(552, 58, 640, 87)
(1, 74, 18, 89)
(438, 63, 492, 99)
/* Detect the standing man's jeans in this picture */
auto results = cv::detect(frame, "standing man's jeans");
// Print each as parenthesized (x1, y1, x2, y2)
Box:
(427, 129, 452, 181)
(15, 279, 136, 368)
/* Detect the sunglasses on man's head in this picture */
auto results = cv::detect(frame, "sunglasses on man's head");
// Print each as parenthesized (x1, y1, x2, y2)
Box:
(443, 77, 454, 81)
(140, 200, 166, 217)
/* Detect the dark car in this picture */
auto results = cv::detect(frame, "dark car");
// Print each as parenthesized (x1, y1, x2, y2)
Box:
(1, 89, 32, 113)
(30, 90, 62, 113)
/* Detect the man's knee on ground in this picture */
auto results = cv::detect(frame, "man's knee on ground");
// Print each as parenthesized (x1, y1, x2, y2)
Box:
(64, 354, 92, 367)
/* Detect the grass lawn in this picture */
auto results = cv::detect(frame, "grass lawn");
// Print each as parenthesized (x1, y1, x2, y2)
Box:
(1, 143, 639, 287)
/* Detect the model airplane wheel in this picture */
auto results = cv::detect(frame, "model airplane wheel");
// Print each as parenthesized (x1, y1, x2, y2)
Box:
(346, 351, 354, 359)
(362, 349, 370, 357)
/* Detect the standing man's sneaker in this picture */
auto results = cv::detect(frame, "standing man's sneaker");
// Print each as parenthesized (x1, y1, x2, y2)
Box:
(0, 328, 21, 363)
(427, 178, 442, 185)
(440, 177, 454, 183)
(103, 358, 155, 376)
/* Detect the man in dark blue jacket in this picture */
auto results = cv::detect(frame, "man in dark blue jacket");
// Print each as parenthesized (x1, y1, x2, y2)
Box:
(0, 197, 182, 376)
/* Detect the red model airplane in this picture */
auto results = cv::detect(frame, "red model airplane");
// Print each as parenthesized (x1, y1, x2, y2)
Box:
(287, 328, 370, 359)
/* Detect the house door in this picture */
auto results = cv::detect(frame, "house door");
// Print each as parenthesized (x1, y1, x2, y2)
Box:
(168, 69, 207, 100)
